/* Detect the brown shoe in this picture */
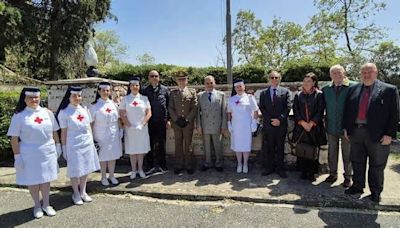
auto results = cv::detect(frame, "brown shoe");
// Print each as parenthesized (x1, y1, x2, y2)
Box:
(342, 179, 352, 188)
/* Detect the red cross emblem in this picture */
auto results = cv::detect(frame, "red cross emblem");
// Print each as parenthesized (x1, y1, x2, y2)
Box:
(105, 108, 112, 113)
(34, 116, 43, 124)
(235, 100, 241, 105)
(77, 114, 85, 122)
(132, 101, 139, 107)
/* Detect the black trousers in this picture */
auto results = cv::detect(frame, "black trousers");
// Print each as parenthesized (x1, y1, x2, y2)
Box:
(350, 127, 390, 195)
(262, 125, 287, 171)
(145, 121, 167, 169)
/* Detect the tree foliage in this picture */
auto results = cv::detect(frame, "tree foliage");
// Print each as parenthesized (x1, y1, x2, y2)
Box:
(94, 29, 127, 70)
(1, 0, 113, 80)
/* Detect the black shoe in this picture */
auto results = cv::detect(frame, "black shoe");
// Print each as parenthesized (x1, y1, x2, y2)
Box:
(262, 169, 274, 176)
(215, 167, 224, 172)
(174, 168, 183, 175)
(278, 171, 288, 178)
(187, 169, 194, 175)
(159, 165, 168, 172)
(324, 175, 338, 183)
(345, 186, 363, 195)
(200, 165, 209, 172)
(342, 179, 352, 188)
(307, 174, 316, 182)
(366, 193, 381, 203)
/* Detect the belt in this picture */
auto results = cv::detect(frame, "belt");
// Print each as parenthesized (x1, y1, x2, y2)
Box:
(355, 123, 367, 128)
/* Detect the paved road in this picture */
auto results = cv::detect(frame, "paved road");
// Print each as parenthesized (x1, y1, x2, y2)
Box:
(0, 188, 399, 228)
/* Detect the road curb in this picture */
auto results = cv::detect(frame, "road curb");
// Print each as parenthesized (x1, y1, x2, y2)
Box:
(2, 183, 399, 212)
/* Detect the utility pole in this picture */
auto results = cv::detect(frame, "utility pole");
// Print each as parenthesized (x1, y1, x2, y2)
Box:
(226, 0, 233, 85)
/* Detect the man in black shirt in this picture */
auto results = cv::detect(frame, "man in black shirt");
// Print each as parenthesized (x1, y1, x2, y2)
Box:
(142, 70, 170, 172)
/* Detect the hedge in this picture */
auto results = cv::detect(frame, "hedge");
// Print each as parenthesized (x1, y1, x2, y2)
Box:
(103, 64, 331, 86)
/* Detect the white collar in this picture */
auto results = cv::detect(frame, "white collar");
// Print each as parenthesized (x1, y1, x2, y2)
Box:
(25, 106, 41, 113)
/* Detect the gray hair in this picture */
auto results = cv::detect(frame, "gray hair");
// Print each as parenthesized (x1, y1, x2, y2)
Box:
(329, 64, 345, 74)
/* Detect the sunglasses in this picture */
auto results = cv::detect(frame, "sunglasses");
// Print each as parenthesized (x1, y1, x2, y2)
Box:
(177, 78, 187, 81)
(149, 75, 159, 78)
(270, 77, 279, 79)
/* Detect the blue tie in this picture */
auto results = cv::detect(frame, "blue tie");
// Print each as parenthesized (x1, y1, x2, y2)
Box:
(208, 92, 212, 102)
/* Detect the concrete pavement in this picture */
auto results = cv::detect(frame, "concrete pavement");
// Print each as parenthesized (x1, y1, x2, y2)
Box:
(0, 155, 399, 212)
(1, 188, 400, 228)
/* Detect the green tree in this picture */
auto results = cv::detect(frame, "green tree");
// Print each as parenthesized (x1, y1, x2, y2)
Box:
(371, 41, 400, 86)
(312, 0, 386, 57)
(136, 53, 156, 66)
(94, 30, 127, 70)
(232, 10, 262, 65)
(305, 11, 340, 65)
(257, 17, 306, 69)
(1, 0, 113, 80)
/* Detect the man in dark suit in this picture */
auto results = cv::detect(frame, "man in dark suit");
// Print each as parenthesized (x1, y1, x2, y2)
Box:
(259, 71, 292, 178)
(343, 63, 399, 203)
(142, 70, 170, 173)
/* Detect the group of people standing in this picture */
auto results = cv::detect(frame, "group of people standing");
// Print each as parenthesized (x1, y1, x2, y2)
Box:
(7, 62, 399, 218)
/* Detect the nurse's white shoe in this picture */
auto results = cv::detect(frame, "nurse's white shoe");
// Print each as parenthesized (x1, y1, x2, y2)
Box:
(130, 171, 137, 180)
(101, 178, 110, 186)
(81, 193, 93, 203)
(33, 207, 43, 219)
(236, 165, 242, 173)
(139, 170, 146, 178)
(72, 194, 83, 205)
(109, 176, 119, 185)
(42, 206, 56, 216)
(243, 165, 248, 173)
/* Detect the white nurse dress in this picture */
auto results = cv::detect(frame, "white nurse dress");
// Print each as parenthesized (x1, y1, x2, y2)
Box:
(58, 104, 100, 178)
(7, 107, 59, 185)
(120, 93, 151, 154)
(227, 93, 259, 152)
(89, 99, 122, 162)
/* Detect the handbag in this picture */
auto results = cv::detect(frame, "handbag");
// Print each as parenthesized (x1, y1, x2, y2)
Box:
(290, 130, 319, 161)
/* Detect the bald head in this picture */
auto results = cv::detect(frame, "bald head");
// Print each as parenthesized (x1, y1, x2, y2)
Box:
(148, 70, 160, 86)
(360, 63, 378, 86)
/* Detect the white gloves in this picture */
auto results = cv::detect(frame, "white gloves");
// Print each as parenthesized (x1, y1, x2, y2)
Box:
(56, 143, 62, 158)
(62, 145, 67, 160)
(135, 123, 143, 130)
(251, 119, 258, 133)
(228, 121, 233, 133)
(119, 129, 124, 139)
(14, 154, 24, 169)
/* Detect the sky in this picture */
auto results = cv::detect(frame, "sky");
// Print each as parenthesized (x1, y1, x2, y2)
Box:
(98, 0, 400, 67)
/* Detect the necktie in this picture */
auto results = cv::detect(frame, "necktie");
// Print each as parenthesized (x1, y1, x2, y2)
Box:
(357, 86, 371, 121)
(208, 92, 212, 102)
(272, 89, 277, 104)
(335, 86, 341, 96)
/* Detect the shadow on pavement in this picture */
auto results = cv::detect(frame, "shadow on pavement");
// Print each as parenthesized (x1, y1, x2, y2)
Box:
(0, 193, 74, 227)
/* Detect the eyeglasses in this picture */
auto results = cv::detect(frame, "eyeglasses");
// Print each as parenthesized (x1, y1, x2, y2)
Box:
(149, 75, 159, 78)
(270, 77, 279, 79)
(177, 78, 187, 81)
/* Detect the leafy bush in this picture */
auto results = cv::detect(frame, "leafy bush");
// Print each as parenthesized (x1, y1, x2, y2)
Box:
(104, 63, 331, 86)
(0, 90, 19, 161)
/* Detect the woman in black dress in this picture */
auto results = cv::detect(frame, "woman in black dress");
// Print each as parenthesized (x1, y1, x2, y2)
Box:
(292, 72, 327, 181)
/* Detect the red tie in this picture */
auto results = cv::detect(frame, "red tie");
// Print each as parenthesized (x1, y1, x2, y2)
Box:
(357, 86, 371, 121)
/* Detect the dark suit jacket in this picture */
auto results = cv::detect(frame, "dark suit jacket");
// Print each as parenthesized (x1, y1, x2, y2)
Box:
(343, 80, 399, 142)
(259, 86, 292, 128)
